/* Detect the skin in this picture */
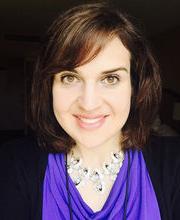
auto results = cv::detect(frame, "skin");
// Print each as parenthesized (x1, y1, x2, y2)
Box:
(52, 37, 131, 168)
(52, 37, 132, 211)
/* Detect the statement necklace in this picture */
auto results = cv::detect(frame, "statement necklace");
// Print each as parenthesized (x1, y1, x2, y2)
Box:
(67, 150, 125, 193)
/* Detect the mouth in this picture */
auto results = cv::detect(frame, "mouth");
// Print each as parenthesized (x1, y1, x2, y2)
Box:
(73, 114, 109, 130)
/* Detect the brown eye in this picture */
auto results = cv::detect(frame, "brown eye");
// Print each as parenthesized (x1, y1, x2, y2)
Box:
(102, 75, 120, 85)
(60, 73, 79, 84)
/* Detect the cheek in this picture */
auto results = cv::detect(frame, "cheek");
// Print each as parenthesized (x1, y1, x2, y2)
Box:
(111, 85, 131, 112)
(115, 96, 131, 115)
(52, 88, 77, 114)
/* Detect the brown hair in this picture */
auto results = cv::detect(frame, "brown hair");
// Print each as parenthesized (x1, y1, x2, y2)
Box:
(30, 3, 161, 152)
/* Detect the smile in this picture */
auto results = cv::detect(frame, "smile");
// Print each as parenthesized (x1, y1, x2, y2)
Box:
(74, 115, 109, 130)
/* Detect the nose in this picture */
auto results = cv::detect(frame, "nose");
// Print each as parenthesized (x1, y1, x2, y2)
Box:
(77, 83, 102, 112)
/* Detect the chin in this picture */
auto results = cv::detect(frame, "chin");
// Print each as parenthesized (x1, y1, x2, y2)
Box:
(75, 136, 111, 149)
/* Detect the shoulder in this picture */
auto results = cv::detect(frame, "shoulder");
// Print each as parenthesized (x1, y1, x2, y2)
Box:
(0, 137, 49, 219)
(0, 136, 44, 155)
(142, 135, 180, 219)
(142, 135, 180, 177)
(0, 136, 48, 167)
(143, 135, 180, 166)
(149, 134, 180, 148)
(0, 136, 48, 186)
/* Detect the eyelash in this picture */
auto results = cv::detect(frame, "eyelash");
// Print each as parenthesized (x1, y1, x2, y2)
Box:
(60, 73, 120, 85)
(102, 74, 120, 85)
(60, 73, 79, 84)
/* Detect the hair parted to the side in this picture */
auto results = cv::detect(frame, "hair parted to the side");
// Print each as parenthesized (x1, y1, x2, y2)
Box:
(30, 2, 161, 153)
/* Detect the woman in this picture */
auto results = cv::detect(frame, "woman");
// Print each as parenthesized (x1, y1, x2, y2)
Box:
(0, 3, 180, 220)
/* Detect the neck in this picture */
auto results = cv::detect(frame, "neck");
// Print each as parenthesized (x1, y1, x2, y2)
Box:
(71, 135, 122, 169)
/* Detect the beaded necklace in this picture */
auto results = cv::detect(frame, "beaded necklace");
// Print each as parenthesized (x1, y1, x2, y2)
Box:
(67, 151, 125, 193)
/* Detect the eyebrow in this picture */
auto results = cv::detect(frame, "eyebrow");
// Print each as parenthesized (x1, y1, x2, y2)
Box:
(72, 67, 129, 75)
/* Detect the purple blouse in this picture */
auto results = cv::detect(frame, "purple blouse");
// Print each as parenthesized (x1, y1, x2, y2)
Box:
(42, 150, 161, 219)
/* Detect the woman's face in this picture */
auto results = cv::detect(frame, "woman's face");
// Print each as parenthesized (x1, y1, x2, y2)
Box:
(52, 37, 131, 149)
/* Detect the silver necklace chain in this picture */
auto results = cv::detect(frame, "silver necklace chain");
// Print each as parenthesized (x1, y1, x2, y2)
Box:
(67, 151, 125, 193)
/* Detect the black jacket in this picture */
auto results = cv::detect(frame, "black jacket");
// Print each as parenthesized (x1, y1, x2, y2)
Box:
(0, 136, 180, 220)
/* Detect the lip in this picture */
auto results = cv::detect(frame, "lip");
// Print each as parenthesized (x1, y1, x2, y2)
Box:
(74, 114, 108, 119)
(73, 114, 109, 130)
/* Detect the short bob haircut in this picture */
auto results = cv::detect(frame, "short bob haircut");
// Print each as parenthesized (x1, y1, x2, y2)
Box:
(30, 3, 161, 153)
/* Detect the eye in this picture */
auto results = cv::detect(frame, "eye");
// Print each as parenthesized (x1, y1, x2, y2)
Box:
(60, 73, 79, 84)
(102, 75, 120, 85)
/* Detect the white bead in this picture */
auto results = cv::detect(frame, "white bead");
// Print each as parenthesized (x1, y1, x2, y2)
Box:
(67, 150, 124, 194)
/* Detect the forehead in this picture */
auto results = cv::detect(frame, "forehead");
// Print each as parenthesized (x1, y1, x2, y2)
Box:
(75, 37, 131, 75)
